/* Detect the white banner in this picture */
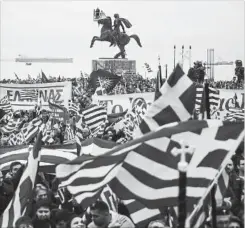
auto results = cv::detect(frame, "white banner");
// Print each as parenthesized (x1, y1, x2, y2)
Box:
(94, 89, 244, 118)
(0, 82, 72, 111)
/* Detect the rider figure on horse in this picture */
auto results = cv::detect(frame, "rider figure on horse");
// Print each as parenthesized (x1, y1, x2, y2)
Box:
(110, 13, 132, 47)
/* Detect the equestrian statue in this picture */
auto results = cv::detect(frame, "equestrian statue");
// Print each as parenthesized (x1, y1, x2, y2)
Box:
(90, 8, 142, 59)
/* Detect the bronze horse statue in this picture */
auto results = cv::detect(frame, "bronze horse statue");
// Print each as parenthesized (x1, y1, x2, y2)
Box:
(90, 17, 142, 59)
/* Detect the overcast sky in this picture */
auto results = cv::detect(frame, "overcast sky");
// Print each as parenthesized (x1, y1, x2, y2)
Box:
(0, 1, 244, 80)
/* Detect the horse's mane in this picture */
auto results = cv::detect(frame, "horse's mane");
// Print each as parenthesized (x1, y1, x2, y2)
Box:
(106, 16, 112, 28)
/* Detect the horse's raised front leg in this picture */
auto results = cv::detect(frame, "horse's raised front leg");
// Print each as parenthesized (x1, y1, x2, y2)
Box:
(90, 36, 100, 48)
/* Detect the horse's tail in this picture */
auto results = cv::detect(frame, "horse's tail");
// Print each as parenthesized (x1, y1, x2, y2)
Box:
(129, 34, 142, 47)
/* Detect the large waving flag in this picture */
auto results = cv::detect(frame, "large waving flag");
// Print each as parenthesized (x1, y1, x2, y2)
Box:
(56, 120, 244, 211)
(135, 64, 198, 137)
(58, 139, 118, 215)
(0, 132, 42, 228)
(80, 137, 117, 156)
(0, 143, 77, 173)
(127, 64, 197, 225)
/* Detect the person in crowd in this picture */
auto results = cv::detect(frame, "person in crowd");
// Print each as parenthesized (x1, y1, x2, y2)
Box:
(25, 184, 59, 219)
(187, 61, 206, 83)
(15, 216, 34, 228)
(225, 159, 235, 175)
(103, 128, 116, 141)
(68, 214, 86, 228)
(88, 200, 135, 228)
(58, 122, 66, 144)
(18, 114, 30, 129)
(5, 161, 22, 180)
(216, 207, 231, 228)
(187, 64, 197, 82)
(35, 186, 50, 201)
(79, 94, 93, 109)
(0, 170, 15, 215)
(235, 60, 244, 84)
(225, 157, 244, 215)
(50, 129, 61, 145)
(53, 209, 72, 228)
(238, 158, 244, 178)
(0, 165, 24, 215)
(80, 123, 91, 139)
(32, 199, 55, 228)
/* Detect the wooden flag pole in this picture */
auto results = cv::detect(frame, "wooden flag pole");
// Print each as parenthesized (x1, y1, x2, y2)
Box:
(172, 141, 195, 228)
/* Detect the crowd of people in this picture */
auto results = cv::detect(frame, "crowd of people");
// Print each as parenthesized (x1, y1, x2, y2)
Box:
(0, 94, 133, 147)
(0, 60, 244, 95)
(209, 80, 244, 90)
(0, 100, 244, 228)
(187, 60, 244, 89)
(0, 61, 244, 228)
(0, 143, 244, 228)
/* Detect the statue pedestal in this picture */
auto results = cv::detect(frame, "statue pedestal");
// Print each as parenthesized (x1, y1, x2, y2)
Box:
(92, 58, 136, 76)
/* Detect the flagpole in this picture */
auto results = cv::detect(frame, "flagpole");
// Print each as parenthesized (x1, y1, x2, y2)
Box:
(204, 82, 211, 119)
(181, 45, 184, 68)
(204, 82, 218, 228)
(211, 185, 217, 228)
(158, 56, 163, 85)
(172, 141, 195, 228)
(189, 46, 192, 69)
(186, 129, 245, 227)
